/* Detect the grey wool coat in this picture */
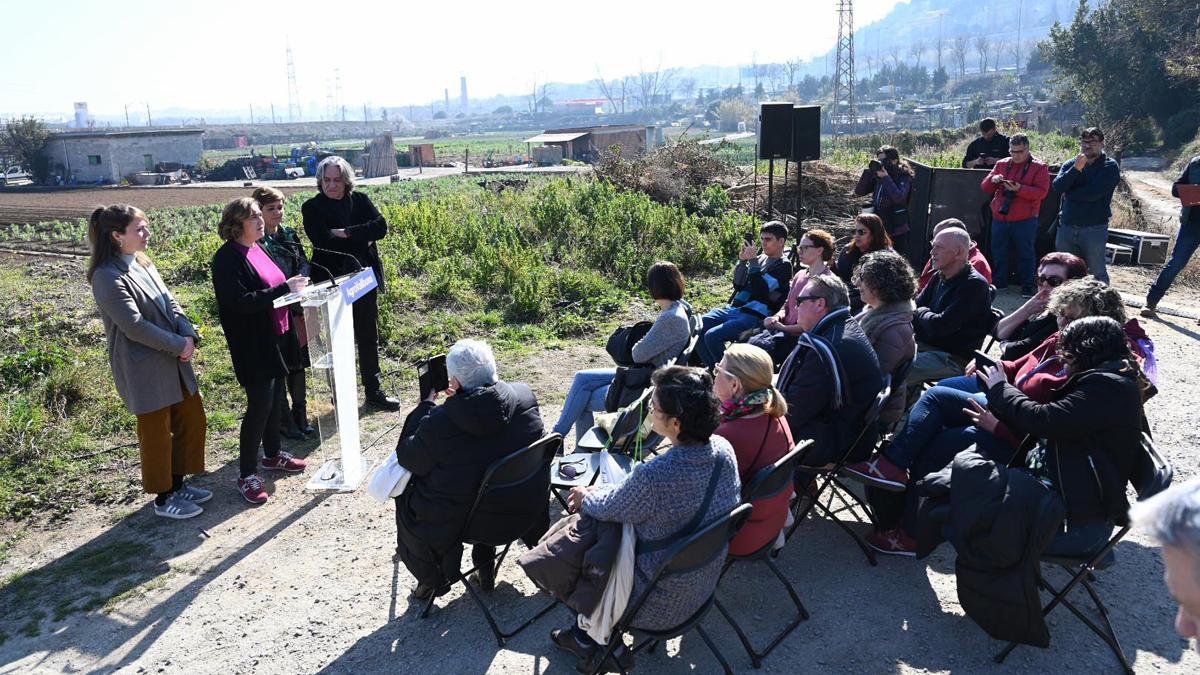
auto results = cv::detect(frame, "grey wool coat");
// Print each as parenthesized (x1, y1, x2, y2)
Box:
(91, 255, 201, 415)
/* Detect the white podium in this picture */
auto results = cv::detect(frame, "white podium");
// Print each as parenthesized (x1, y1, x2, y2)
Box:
(274, 268, 378, 492)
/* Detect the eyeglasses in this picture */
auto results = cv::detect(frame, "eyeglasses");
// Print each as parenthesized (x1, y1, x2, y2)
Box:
(795, 295, 823, 304)
(1037, 274, 1066, 287)
(797, 244, 816, 250)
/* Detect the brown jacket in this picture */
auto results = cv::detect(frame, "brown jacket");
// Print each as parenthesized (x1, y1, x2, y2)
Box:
(856, 302, 916, 423)
(518, 513, 623, 616)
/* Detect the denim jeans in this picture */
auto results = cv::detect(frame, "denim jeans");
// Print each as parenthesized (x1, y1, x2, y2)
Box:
(1056, 223, 1109, 283)
(553, 368, 615, 443)
(1147, 222, 1200, 307)
(937, 375, 982, 394)
(885, 385, 1008, 470)
(991, 217, 1038, 288)
(696, 306, 763, 367)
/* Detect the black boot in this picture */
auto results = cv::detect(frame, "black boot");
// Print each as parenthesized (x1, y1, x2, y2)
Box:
(366, 389, 401, 411)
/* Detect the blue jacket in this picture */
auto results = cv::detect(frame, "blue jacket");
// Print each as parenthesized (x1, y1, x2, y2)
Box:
(1172, 155, 1200, 227)
(1052, 154, 1121, 227)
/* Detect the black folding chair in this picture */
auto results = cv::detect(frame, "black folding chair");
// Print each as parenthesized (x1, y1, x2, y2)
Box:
(421, 433, 562, 646)
(994, 431, 1174, 673)
(787, 375, 892, 566)
(586, 503, 754, 675)
(550, 389, 652, 508)
(714, 440, 813, 668)
(981, 305, 1007, 354)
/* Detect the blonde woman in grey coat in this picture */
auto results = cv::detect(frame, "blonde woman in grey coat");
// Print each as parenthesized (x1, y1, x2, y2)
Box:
(88, 204, 209, 520)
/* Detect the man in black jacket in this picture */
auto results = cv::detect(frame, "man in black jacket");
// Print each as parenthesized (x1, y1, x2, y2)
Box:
(905, 227, 994, 391)
(962, 117, 1010, 169)
(776, 275, 884, 467)
(394, 339, 548, 599)
(302, 155, 399, 410)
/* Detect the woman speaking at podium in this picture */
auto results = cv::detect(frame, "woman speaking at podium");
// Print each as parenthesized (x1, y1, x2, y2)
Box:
(212, 197, 310, 505)
(88, 204, 209, 520)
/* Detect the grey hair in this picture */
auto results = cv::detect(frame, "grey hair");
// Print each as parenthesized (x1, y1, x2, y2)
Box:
(805, 274, 849, 310)
(316, 155, 356, 196)
(447, 339, 498, 391)
(932, 218, 966, 236)
(1048, 276, 1128, 324)
(1131, 478, 1200, 558)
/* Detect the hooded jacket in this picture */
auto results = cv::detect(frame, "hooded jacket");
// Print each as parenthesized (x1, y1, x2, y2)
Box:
(777, 307, 884, 466)
(856, 301, 916, 424)
(394, 380, 545, 552)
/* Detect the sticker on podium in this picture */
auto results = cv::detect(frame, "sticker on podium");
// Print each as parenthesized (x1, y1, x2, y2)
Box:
(340, 268, 378, 305)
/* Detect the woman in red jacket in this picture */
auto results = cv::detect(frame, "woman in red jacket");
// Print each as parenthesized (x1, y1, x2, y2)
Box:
(713, 343, 794, 556)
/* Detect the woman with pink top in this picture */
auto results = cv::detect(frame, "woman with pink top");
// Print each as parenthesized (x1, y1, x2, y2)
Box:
(748, 228, 836, 365)
(212, 198, 310, 505)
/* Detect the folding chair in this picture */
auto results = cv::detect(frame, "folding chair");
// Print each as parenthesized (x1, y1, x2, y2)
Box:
(981, 305, 1007, 354)
(787, 375, 892, 566)
(994, 431, 1174, 673)
(421, 433, 562, 646)
(586, 503, 755, 675)
(714, 440, 813, 668)
(550, 389, 651, 508)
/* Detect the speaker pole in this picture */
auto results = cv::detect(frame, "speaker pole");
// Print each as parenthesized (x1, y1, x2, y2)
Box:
(796, 160, 804, 227)
(753, 142, 759, 217)
(782, 158, 790, 223)
(767, 158, 774, 218)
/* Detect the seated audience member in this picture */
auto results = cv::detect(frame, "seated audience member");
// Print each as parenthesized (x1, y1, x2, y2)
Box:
(845, 280, 1147, 554)
(394, 339, 547, 600)
(557, 367, 740, 669)
(851, 250, 917, 427)
(915, 218, 993, 293)
(905, 227, 994, 390)
(835, 214, 892, 314)
(1130, 478, 1200, 652)
(776, 275, 884, 468)
(748, 228, 836, 364)
(713, 344, 795, 557)
(696, 221, 793, 368)
(554, 261, 696, 443)
(993, 252, 1088, 361)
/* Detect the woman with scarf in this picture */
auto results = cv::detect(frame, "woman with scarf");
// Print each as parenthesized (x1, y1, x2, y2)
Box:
(713, 344, 794, 556)
(853, 145, 914, 259)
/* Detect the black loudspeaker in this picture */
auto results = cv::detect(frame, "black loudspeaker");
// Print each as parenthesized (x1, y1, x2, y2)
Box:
(758, 102, 794, 160)
(790, 105, 821, 161)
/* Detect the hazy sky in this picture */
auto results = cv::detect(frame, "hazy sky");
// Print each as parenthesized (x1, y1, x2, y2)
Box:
(2, 0, 907, 120)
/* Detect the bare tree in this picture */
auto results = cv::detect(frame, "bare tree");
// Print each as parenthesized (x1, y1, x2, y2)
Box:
(538, 82, 552, 114)
(889, 47, 903, 71)
(975, 36, 991, 73)
(594, 69, 629, 114)
(766, 64, 784, 95)
(783, 59, 802, 93)
(909, 42, 925, 70)
(527, 79, 538, 114)
(633, 60, 676, 109)
(952, 37, 969, 78)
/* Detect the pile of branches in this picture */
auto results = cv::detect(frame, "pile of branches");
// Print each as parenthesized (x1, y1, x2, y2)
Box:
(728, 161, 862, 227)
(594, 139, 736, 211)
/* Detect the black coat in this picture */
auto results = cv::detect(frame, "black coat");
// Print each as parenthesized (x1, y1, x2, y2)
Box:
(777, 308, 884, 465)
(986, 360, 1145, 526)
(211, 240, 290, 386)
(394, 381, 546, 553)
(914, 264, 993, 360)
(915, 448, 1065, 647)
(301, 191, 387, 291)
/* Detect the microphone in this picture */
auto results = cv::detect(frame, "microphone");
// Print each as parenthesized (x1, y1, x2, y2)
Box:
(310, 245, 366, 286)
(279, 241, 338, 287)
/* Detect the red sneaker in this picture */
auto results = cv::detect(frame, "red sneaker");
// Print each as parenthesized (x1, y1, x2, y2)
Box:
(238, 474, 269, 504)
(867, 528, 917, 557)
(261, 451, 307, 473)
(843, 455, 909, 492)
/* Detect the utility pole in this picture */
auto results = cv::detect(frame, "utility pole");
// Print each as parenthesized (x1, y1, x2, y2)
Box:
(285, 41, 302, 122)
(250, 104, 254, 124)
(1015, 0, 1024, 79)
(833, 0, 857, 134)
(124, 104, 130, 127)
(146, 103, 152, 126)
(271, 103, 276, 124)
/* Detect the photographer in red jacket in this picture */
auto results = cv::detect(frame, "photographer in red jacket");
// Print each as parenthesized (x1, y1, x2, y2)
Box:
(981, 134, 1050, 297)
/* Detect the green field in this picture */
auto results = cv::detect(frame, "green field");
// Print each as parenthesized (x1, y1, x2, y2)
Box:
(202, 133, 532, 166)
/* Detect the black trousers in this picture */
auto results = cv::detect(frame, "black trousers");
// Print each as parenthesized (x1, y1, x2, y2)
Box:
(394, 500, 551, 589)
(241, 378, 281, 478)
(352, 289, 382, 393)
(276, 369, 307, 429)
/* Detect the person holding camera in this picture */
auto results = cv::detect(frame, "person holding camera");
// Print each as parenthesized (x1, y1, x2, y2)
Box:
(853, 146, 914, 258)
(962, 118, 1010, 168)
(695, 221, 792, 368)
(981, 133, 1050, 296)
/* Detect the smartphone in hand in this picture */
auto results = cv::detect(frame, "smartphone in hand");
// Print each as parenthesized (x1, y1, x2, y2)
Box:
(418, 354, 449, 401)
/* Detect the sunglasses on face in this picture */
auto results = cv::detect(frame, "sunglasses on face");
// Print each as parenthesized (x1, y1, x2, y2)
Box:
(1037, 274, 1066, 287)
(795, 295, 823, 304)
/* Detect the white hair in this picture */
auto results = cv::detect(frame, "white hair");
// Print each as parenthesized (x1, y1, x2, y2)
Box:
(1132, 478, 1200, 560)
(447, 339, 498, 391)
(935, 227, 972, 254)
(316, 155, 356, 195)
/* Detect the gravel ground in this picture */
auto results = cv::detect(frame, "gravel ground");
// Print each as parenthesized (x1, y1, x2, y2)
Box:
(1, 175, 1199, 674)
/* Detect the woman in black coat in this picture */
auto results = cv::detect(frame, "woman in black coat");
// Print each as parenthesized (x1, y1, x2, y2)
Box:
(969, 316, 1151, 557)
(212, 197, 310, 505)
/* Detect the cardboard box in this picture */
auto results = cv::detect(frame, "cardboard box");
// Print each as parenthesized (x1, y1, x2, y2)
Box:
(1105, 242, 1133, 265)
(1107, 228, 1170, 265)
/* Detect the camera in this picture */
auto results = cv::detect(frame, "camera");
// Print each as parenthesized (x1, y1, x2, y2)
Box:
(868, 159, 883, 172)
(998, 188, 1017, 215)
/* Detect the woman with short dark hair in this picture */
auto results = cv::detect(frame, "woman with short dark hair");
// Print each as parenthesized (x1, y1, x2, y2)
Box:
(553, 261, 696, 444)
(89, 204, 209, 519)
(556, 366, 741, 668)
(212, 197, 310, 505)
(851, 250, 917, 424)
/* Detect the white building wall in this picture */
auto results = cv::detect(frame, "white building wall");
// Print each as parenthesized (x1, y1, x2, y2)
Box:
(44, 133, 203, 184)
